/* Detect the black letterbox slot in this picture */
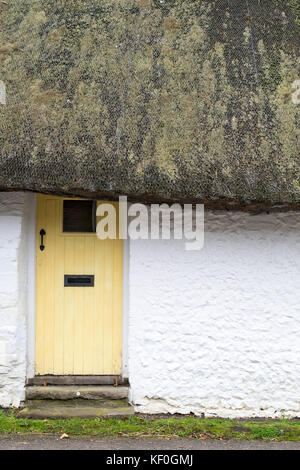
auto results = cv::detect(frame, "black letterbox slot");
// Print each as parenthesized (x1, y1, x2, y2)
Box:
(64, 275, 94, 287)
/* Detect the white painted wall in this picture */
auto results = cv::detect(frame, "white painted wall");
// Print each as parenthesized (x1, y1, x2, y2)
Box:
(0, 192, 28, 407)
(128, 211, 300, 418)
(0, 194, 299, 417)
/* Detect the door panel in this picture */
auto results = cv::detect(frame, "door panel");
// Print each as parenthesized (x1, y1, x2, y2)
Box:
(35, 195, 123, 375)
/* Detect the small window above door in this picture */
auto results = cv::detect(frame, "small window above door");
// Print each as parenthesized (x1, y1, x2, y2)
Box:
(63, 200, 97, 233)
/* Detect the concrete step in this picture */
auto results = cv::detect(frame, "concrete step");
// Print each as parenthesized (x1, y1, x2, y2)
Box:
(25, 399, 129, 408)
(20, 385, 134, 419)
(25, 385, 129, 401)
(19, 401, 134, 419)
(27, 375, 128, 386)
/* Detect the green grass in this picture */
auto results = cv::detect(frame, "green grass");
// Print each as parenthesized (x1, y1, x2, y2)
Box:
(0, 410, 299, 441)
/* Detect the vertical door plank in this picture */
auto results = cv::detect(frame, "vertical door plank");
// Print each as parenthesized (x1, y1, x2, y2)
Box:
(35, 196, 46, 375)
(53, 200, 65, 374)
(82, 237, 95, 374)
(63, 237, 76, 374)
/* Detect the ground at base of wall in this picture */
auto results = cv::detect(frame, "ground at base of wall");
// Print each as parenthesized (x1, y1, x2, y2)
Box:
(0, 410, 299, 442)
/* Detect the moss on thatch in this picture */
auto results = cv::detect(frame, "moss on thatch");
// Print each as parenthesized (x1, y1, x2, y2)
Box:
(0, 0, 299, 204)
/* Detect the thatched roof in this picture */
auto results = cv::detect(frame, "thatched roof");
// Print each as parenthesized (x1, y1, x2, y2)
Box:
(0, 0, 299, 207)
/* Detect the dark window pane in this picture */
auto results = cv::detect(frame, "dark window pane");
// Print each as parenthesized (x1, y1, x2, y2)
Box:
(63, 200, 96, 233)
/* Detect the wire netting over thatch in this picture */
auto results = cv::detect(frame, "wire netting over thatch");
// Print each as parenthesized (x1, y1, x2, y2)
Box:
(0, 0, 299, 205)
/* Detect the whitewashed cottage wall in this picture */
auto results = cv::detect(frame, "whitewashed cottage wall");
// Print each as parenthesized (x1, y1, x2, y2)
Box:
(0, 193, 299, 417)
(128, 211, 300, 418)
(0, 192, 28, 407)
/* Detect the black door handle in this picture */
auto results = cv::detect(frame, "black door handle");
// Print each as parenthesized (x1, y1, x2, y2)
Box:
(40, 229, 46, 251)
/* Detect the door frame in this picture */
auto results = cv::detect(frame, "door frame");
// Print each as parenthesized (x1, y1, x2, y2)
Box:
(26, 193, 129, 380)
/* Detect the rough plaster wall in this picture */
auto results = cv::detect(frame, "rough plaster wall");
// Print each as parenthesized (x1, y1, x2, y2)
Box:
(128, 211, 300, 418)
(0, 192, 27, 407)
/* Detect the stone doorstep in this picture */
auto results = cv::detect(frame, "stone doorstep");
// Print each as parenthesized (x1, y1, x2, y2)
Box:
(18, 404, 134, 419)
(19, 385, 133, 419)
(27, 375, 128, 386)
(20, 385, 134, 419)
(25, 385, 129, 401)
(25, 399, 129, 408)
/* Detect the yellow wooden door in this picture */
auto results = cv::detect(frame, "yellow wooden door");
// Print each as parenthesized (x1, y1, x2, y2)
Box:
(35, 195, 123, 375)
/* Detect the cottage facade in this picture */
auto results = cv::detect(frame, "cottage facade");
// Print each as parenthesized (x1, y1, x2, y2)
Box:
(0, 191, 299, 418)
(0, 1, 299, 417)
